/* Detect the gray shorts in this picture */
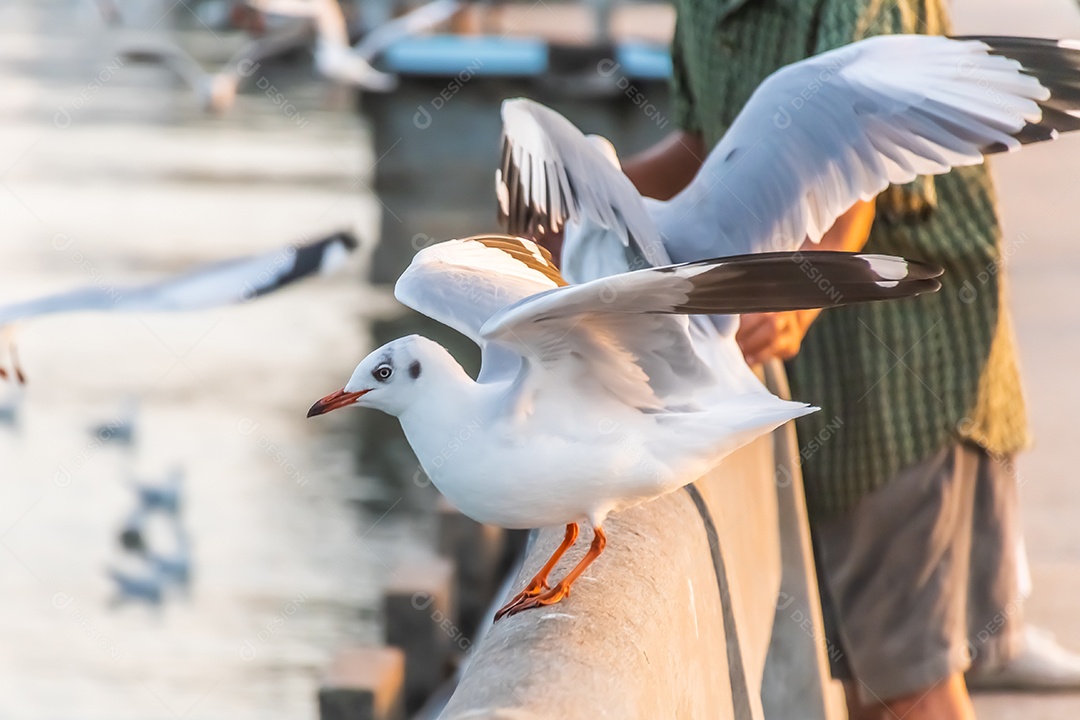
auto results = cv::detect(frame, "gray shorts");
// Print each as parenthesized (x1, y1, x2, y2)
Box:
(811, 443, 1025, 703)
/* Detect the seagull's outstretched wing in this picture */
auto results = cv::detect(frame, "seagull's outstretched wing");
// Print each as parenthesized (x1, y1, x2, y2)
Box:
(397, 235, 942, 409)
(146, 230, 357, 309)
(353, 0, 460, 61)
(0, 231, 357, 325)
(483, 250, 941, 408)
(497, 99, 670, 273)
(659, 35, 1080, 259)
(395, 235, 711, 405)
(395, 235, 581, 385)
(116, 39, 242, 113)
(394, 235, 565, 344)
(483, 251, 942, 336)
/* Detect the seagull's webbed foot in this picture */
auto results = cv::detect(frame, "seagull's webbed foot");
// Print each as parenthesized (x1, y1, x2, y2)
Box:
(497, 579, 574, 618)
(493, 577, 549, 621)
(494, 522, 579, 622)
(495, 525, 606, 621)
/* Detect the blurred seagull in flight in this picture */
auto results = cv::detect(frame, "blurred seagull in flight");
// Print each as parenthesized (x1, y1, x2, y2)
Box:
(308, 234, 942, 619)
(0, 231, 357, 383)
(114, 18, 317, 114)
(113, 0, 459, 108)
(249, 0, 461, 92)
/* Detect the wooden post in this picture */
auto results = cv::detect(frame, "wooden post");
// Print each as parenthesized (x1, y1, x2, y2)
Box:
(318, 647, 405, 720)
(382, 555, 459, 713)
(437, 498, 505, 638)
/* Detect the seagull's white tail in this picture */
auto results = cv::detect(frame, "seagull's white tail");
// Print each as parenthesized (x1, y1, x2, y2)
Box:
(654, 392, 816, 490)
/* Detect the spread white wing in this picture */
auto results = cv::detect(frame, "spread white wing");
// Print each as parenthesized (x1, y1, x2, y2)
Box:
(0, 232, 356, 325)
(503, 36, 1080, 274)
(395, 235, 943, 410)
(395, 235, 715, 408)
(656, 35, 1080, 260)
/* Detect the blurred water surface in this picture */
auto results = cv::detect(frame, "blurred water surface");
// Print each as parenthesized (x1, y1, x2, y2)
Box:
(0, 2, 420, 718)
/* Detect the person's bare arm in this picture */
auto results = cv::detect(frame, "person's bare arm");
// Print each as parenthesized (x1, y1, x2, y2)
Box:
(810, 197, 877, 254)
(621, 131, 707, 200)
(736, 199, 876, 365)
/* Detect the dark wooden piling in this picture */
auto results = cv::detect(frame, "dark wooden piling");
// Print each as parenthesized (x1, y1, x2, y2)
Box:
(436, 497, 506, 638)
(318, 647, 406, 720)
(382, 555, 458, 713)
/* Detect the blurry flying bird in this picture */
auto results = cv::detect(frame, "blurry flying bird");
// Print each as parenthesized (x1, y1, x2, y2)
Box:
(0, 231, 357, 383)
(249, 0, 461, 92)
(114, 17, 317, 114)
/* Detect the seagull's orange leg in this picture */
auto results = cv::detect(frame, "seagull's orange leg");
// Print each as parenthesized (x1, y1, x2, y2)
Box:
(497, 525, 607, 619)
(0, 326, 20, 384)
(494, 523, 579, 621)
(9, 337, 24, 385)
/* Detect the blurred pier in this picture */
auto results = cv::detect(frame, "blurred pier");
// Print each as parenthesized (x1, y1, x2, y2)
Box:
(0, 3, 403, 719)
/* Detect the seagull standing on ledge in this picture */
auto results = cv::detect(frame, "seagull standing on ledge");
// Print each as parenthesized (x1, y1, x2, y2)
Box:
(308, 235, 942, 619)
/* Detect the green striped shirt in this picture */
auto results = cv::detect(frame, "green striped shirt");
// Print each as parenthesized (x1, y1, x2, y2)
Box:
(670, 0, 1030, 518)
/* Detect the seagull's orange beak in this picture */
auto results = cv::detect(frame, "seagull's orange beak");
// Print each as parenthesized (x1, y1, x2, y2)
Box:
(307, 389, 369, 417)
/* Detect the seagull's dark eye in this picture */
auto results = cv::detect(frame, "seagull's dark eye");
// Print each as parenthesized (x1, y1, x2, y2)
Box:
(372, 364, 393, 382)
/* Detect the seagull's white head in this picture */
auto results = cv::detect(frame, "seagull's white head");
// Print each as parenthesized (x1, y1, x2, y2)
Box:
(307, 335, 451, 418)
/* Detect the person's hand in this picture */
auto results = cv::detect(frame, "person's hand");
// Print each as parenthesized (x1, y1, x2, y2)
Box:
(736, 309, 821, 366)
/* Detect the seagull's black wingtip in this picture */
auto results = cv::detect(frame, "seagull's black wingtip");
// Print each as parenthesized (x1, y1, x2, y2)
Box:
(298, 230, 360, 252)
(329, 230, 360, 251)
(948, 36, 1080, 152)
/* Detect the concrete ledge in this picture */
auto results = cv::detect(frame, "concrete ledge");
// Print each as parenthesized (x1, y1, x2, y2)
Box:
(384, 555, 458, 711)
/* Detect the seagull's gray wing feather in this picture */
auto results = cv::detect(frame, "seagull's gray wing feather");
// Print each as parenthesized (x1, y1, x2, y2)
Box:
(480, 250, 942, 408)
(482, 251, 942, 335)
(656, 35, 1080, 260)
(116, 40, 210, 92)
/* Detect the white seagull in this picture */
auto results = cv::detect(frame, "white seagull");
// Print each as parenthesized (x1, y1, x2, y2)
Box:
(0, 231, 356, 383)
(496, 35, 1080, 284)
(111, 0, 458, 111)
(115, 18, 317, 114)
(308, 234, 942, 619)
(249, 0, 461, 92)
